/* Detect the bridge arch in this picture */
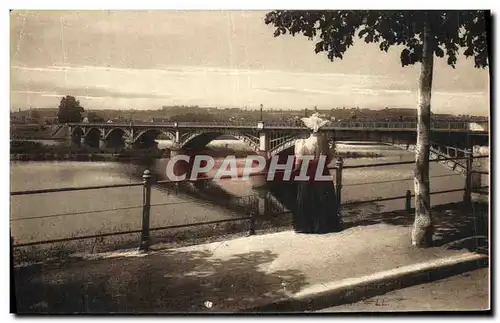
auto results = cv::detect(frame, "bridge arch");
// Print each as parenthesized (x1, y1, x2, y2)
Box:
(103, 128, 130, 140)
(180, 130, 260, 153)
(84, 127, 102, 138)
(69, 126, 85, 137)
(267, 135, 302, 158)
(266, 130, 322, 158)
(70, 126, 84, 137)
(133, 129, 176, 143)
(266, 131, 341, 159)
(101, 128, 129, 150)
(83, 127, 102, 148)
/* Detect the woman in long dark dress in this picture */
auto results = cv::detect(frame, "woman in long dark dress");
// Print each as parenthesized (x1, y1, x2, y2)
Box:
(291, 114, 341, 234)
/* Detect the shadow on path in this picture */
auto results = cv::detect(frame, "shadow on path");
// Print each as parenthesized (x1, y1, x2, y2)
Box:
(14, 249, 307, 313)
(341, 202, 488, 254)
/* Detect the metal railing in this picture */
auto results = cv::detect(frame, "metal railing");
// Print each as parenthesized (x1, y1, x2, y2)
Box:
(10, 153, 488, 251)
(67, 120, 486, 131)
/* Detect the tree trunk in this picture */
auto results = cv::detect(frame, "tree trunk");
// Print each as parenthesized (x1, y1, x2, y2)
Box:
(412, 18, 434, 247)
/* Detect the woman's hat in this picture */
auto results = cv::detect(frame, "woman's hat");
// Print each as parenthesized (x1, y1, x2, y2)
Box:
(301, 112, 330, 132)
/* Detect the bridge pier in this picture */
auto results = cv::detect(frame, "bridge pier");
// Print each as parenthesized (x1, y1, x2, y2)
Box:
(259, 132, 269, 153)
(99, 139, 107, 150)
(124, 138, 137, 150)
(247, 129, 271, 189)
(72, 137, 90, 149)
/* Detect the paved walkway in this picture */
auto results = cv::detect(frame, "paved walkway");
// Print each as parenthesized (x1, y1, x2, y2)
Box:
(318, 268, 489, 312)
(14, 203, 488, 313)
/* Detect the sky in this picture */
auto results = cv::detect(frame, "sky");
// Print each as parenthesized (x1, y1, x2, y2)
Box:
(10, 10, 490, 116)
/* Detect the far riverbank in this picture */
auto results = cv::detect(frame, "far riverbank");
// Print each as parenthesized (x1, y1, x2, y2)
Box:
(10, 139, 383, 162)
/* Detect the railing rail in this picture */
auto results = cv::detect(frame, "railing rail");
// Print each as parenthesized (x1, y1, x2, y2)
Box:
(10, 182, 144, 196)
(66, 120, 488, 131)
(11, 155, 487, 197)
(10, 155, 488, 250)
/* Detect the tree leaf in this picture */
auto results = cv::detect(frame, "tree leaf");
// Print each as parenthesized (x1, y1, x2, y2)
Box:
(400, 48, 411, 66)
(435, 47, 444, 57)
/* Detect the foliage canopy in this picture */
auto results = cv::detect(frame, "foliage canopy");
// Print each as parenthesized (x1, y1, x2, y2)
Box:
(264, 10, 489, 68)
(58, 95, 85, 123)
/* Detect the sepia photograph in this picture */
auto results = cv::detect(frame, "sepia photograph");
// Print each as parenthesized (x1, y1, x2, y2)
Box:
(9, 7, 491, 314)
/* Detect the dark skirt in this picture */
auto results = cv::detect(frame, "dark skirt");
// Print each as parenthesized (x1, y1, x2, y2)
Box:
(292, 181, 341, 234)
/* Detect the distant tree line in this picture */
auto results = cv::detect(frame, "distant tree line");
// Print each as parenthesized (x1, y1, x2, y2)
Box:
(169, 112, 216, 122)
(10, 95, 487, 125)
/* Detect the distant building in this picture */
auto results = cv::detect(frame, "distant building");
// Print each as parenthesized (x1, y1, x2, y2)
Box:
(10, 114, 40, 124)
(150, 118, 169, 123)
(43, 116, 58, 125)
(10, 115, 26, 124)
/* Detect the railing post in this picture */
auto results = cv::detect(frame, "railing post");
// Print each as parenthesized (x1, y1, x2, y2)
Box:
(248, 211, 256, 236)
(463, 149, 473, 208)
(335, 157, 344, 213)
(139, 169, 152, 252)
(405, 190, 412, 213)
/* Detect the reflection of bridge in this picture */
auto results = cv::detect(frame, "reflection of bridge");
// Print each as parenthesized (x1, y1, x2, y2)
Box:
(390, 142, 470, 175)
(68, 120, 489, 158)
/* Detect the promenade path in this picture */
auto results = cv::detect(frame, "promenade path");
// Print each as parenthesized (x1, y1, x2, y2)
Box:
(14, 202, 488, 313)
(318, 267, 489, 312)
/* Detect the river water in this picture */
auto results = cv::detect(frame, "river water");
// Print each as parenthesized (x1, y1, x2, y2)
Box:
(10, 140, 485, 245)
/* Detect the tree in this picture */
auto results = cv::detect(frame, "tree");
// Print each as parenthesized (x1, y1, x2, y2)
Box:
(58, 95, 85, 123)
(87, 111, 106, 123)
(265, 10, 489, 247)
(169, 112, 215, 122)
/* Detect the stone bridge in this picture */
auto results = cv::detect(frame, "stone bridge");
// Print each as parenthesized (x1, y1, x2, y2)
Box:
(67, 120, 489, 159)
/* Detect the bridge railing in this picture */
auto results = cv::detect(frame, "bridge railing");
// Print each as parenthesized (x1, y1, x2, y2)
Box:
(10, 155, 488, 256)
(325, 121, 469, 130)
(67, 120, 478, 130)
(177, 121, 259, 127)
(256, 121, 470, 129)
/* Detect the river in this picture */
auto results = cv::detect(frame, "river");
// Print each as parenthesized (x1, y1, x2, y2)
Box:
(10, 140, 484, 246)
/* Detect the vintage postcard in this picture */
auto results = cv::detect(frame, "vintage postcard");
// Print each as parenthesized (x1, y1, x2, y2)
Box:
(10, 9, 490, 314)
